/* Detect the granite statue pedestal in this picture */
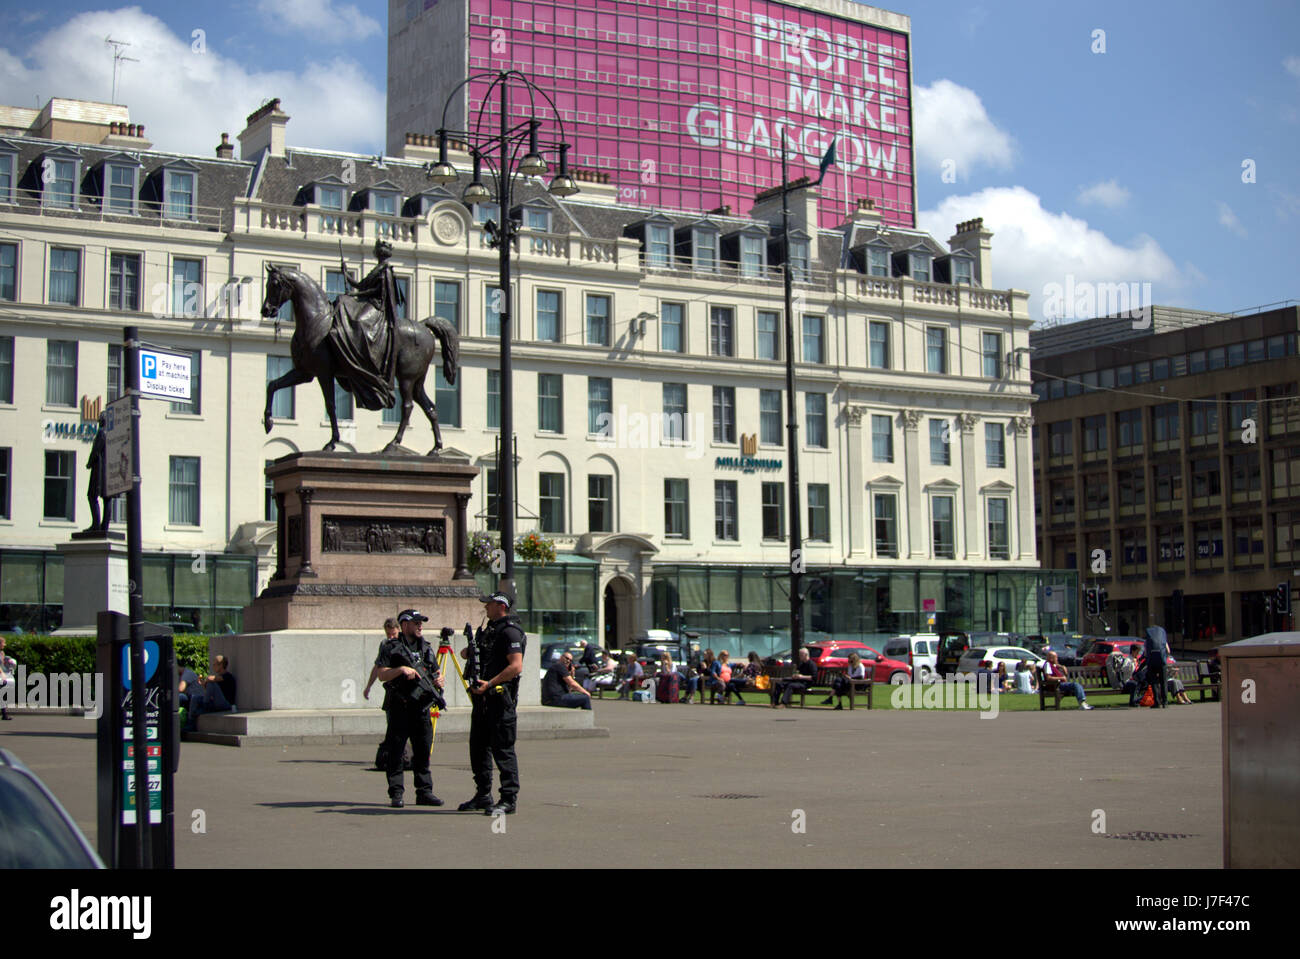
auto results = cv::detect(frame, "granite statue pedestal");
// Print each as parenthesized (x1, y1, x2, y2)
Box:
(205, 450, 602, 743)
(244, 449, 481, 631)
(51, 532, 128, 636)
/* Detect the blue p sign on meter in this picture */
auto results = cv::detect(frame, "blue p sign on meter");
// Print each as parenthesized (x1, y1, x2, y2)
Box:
(138, 348, 192, 401)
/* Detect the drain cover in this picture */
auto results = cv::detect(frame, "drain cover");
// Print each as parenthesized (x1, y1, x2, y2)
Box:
(697, 793, 762, 800)
(1106, 831, 1197, 841)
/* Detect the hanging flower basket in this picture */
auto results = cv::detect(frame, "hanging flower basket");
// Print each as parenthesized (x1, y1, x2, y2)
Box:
(467, 531, 499, 573)
(514, 530, 557, 566)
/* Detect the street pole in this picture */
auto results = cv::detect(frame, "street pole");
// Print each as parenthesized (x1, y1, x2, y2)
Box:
(124, 325, 150, 867)
(781, 144, 804, 662)
(496, 80, 516, 601)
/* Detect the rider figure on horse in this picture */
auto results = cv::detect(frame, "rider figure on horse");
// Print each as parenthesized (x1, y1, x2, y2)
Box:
(347, 238, 405, 337)
(328, 238, 405, 410)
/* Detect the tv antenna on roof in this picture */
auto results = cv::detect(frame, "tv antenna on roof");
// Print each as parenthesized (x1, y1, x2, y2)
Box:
(105, 36, 139, 105)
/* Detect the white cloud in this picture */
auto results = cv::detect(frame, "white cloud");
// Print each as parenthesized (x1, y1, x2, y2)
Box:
(1217, 201, 1248, 238)
(1076, 178, 1130, 209)
(256, 0, 380, 44)
(913, 79, 1016, 180)
(0, 7, 384, 156)
(918, 186, 1187, 324)
(1284, 55, 1300, 78)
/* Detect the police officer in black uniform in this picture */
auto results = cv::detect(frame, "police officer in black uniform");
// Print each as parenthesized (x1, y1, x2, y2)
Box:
(458, 592, 525, 815)
(374, 609, 445, 808)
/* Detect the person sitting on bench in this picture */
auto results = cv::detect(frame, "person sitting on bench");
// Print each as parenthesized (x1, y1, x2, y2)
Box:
(772, 647, 817, 708)
(1041, 651, 1093, 710)
(821, 651, 867, 710)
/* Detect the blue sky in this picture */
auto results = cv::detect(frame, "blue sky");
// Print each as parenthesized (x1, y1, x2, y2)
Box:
(1, 0, 1296, 322)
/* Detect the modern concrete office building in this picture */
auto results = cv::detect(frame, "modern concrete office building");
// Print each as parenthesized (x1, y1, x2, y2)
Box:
(1, 93, 1067, 647)
(1030, 305, 1300, 649)
(387, 0, 917, 229)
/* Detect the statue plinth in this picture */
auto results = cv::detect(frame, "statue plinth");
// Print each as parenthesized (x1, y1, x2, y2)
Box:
(243, 450, 481, 632)
(53, 536, 130, 635)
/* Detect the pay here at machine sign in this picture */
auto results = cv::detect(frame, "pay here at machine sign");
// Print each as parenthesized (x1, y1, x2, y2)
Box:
(138, 348, 191, 402)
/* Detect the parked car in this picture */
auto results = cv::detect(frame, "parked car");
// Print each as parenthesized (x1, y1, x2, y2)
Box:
(882, 635, 940, 682)
(0, 749, 103, 868)
(955, 645, 1045, 677)
(803, 641, 912, 684)
(1025, 633, 1088, 665)
(632, 641, 690, 673)
(935, 631, 972, 677)
(538, 642, 592, 681)
(1080, 638, 1175, 669)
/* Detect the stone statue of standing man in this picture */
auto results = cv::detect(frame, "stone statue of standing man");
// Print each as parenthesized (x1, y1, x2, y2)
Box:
(84, 413, 115, 533)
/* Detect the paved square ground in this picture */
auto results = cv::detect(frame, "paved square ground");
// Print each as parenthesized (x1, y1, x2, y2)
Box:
(0, 698, 1222, 868)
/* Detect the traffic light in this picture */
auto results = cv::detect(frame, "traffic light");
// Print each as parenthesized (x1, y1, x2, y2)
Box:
(1098, 587, 1109, 613)
(1084, 587, 1098, 617)
(1276, 582, 1290, 616)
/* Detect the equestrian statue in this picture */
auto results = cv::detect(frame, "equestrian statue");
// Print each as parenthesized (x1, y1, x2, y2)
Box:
(260, 238, 459, 455)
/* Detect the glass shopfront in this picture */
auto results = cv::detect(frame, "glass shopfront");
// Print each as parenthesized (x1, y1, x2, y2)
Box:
(651, 565, 1079, 655)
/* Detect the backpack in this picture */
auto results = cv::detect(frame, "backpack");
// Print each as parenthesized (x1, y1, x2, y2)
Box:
(655, 670, 680, 703)
(1139, 685, 1155, 708)
(375, 741, 413, 770)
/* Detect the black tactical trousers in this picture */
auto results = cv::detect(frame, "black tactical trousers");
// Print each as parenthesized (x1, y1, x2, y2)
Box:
(384, 703, 433, 798)
(469, 693, 518, 802)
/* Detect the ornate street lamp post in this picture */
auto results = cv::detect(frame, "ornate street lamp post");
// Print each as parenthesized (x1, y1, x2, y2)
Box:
(428, 71, 578, 600)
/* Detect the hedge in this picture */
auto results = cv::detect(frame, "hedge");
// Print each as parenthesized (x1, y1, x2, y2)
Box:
(2, 634, 211, 675)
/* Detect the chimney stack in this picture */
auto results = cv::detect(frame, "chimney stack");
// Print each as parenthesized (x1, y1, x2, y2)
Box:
(215, 132, 234, 159)
(949, 217, 993, 288)
(238, 98, 289, 160)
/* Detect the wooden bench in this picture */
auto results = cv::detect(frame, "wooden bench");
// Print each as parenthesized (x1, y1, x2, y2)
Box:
(1037, 662, 1219, 710)
(690, 663, 793, 703)
(779, 667, 874, 710)
(592, 665, 658, 699)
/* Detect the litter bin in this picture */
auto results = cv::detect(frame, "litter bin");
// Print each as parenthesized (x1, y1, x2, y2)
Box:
(1219, 632, 1300, 868)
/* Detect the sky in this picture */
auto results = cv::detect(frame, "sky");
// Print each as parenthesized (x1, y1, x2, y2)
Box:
(0, 0, 1296, 324)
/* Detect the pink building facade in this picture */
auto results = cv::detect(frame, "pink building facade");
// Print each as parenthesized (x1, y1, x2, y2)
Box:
(388, 0, 915, 229)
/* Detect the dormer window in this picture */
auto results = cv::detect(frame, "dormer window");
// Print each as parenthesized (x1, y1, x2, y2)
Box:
(101, 156, 140, 215)
(740, 233, 765, 277)
(789, 237, 810, 282)
(867, 246, 889, 277)
(893, 247, 932, 282)
(473, 201, 500, 225)
(165, 167, 197, 220)
(42, 150, 81, 209)
(0, 144, 17, 203)
(934, 251, 975, 286)
(693, 227, 718, 273)
(629, 215, 675, 269)
(647, 223, 672, 268)
(522, 205, 550, 232)
(316, 184, 343, 210)
(308, 178, 346, 231)
(370, 190, 398, 217)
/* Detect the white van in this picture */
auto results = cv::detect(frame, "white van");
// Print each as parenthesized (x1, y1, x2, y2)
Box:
(881, 635, 940, 681)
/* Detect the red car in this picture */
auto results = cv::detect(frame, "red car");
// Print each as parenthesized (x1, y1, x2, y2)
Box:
(1080, 638, 1175, 668)
(803, 641, 912, 684)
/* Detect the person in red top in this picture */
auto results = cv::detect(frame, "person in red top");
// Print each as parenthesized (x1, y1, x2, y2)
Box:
(1041, 650, 1093, 710)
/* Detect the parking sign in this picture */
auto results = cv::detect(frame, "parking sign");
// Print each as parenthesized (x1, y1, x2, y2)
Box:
(138, 347, 191, 401)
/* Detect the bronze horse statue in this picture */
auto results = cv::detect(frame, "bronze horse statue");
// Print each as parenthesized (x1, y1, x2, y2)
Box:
(259, 265, 459, 455)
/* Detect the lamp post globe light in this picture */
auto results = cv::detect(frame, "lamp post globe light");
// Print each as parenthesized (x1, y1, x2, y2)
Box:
(430, 71, 578, 600)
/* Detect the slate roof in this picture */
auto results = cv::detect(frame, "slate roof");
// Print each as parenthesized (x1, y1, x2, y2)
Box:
(3, 136, 253, 231)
